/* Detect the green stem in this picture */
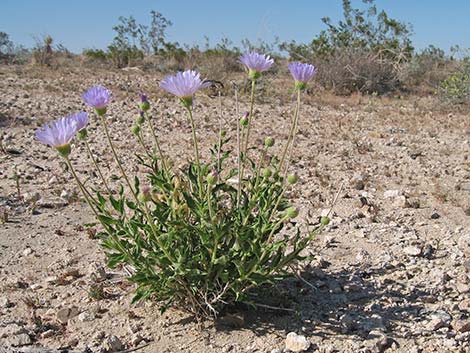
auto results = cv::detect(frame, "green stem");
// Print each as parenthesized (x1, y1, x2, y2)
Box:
(238, 80, 256, 195)
(136, 131, 152, 158)
(100, 116, 137, 201)
(63, 157, 101, 220)
(146, 112, 169, 176)
(84, 139, 112, 195)
(278, 89, 301, 173)
(185, 107, 203, 198)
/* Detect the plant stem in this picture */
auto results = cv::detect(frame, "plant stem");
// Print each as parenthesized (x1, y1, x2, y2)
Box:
(100, 116, 137, 201)
(278, 89, 301, 173)
(238, 80, 256, 197)
(185, 107, 203, 198)
(146, 112, 169, 176)
(63, 157, 101, 220)
(84, 139, 112, 195)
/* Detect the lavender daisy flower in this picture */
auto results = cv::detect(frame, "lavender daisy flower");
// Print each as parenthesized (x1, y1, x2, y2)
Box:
(239, 52, 274, 80)
(82, 85, 112, 115)
(35, 115, 79, 157)
(160, 70, 211, 108)
(288, 62, 317, 91)
(67, 112, 89, 131)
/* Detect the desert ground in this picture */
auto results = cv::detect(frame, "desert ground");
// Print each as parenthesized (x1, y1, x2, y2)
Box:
(0, 64, 469, 353)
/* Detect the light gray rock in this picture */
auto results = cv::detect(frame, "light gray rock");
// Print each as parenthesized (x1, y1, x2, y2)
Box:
(285, 332, 310, 352)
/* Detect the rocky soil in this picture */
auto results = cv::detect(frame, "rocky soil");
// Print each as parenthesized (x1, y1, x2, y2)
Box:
(0, 65, 469, 353)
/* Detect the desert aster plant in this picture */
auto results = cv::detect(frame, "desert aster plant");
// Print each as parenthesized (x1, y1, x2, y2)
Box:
(239, 52, 274, 80)
(288, 62, 317, 91)
(82, 85, 112, 115)
(35, 115, 79, 157)
(159, 70, 210, 108)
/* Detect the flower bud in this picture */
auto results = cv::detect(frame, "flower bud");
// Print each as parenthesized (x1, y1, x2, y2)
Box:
(131, 125, 140, 135)
(264, 137, 274, 147)
(77, 128, 88, 140)
(287, 174, 298, 185)
(138, 188, 152, 203)
(206, 173, 217, 185)
(139, 93, 150, 112)
(220, 129, 227, 138)
(285, 207, 299, 219)
(240, 117, 248, 127)
(136, 114, 145, 125)
(320, 216, 330, 226)
(263, 168, 272, 178)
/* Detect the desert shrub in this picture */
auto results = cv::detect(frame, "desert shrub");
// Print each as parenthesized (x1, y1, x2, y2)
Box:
(32, 35, 54, 66)
(314, 48, 401, 95)
(439, 58, 470, 105)
(35, 55, 327, 320)
(280, 0, 413, 95)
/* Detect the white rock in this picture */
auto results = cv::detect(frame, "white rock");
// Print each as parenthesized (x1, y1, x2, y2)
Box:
(285, 332, 310, 352)
(404, 245, 422, 256)
(384, 190, 402, 198)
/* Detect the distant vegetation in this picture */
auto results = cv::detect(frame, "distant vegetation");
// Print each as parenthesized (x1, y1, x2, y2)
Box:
(2, 0, 470, 104)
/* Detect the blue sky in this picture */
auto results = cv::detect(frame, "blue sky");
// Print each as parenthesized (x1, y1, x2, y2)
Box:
(1, 0, 469, 54)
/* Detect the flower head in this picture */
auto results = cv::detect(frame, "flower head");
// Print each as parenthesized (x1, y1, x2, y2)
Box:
(35, 115, 79, 156)
(160, 70, 210, 108)
(67, 112, 89, 131)
(288, 62, 317, 90)
(82, 85, 112, 115)
(239, 52, 274, 80)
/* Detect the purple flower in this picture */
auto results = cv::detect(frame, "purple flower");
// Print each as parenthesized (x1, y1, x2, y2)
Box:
(36, 115, 79, 156)
(288, 62, 317, 90)
(160, 70, 210, 107)
(67, 112, 89, 131)
(239, 52, 274, 79)
(139, 93, 148, 103)
(82, 86, 112, 113)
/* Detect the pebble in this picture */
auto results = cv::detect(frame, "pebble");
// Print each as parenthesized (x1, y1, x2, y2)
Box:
(285, 332, 310, 352)
(104, 335, 124, 352)
(404, 245, 422, 257)
(6, 333, 32, 346)
(56, 306, 80, 324)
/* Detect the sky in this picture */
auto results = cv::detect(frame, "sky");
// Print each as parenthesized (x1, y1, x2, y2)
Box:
(1, 0, 470, 54)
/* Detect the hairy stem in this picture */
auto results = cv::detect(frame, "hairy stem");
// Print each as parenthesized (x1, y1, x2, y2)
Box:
(84, 139, 112, 195)
(186, 107, 203, 197)
(278, 89, 301, 172)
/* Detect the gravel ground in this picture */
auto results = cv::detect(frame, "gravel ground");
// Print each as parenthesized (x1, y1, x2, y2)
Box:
(0, 65, 469, 353)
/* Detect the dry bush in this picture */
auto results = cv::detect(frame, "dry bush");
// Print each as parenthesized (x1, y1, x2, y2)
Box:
(315, 49, 402, 95)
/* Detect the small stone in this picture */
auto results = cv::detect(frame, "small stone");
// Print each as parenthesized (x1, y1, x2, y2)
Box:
(0, 324, 27, 338)
(131, 334, 144, 346)
(404, 246, 422, 257)
(426, 318, 448, 331)
(56, 306, 80, 324)
(393, 195, 410, 208)
(430, 212, 440, 219)
(374, 336, 395, 353)
(6, 333, 32, 346)
(384, 190, 402, 198)
(39, 329, 55, 339)
(104, 335, 124, 352)
(0, 296, 13, 308)
(22, 247, 33, 256)
(285, 332, 310, 352)
(78, 311, 95, 322)
(459, 298, 470, 311)
(453, 319, 470, 333)
(22, 192, 41, 204)
(60, 190, 73, 203)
